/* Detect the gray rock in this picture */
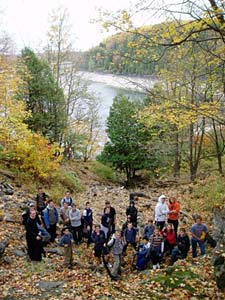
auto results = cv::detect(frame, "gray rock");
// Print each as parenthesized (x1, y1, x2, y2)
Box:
(212, 206, 225, 290)
(3, 256, 13, 264)
(47, 247, 63, 256)
(37, 281, 64, 291)
(13, 250, 26, 257)
(4, 214, 15, 222)
(0, 239, 9, 258)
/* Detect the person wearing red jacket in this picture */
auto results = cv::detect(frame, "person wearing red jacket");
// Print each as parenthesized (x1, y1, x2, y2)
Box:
(161, 223, 177, 254)
(168, 196, 180, 236)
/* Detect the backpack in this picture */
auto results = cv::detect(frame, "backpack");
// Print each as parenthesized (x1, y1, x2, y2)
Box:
(206, 233, 217, 248)
(62, 197, 72, 206)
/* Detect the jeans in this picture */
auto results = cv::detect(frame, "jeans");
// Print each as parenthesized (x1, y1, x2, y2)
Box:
(112, 254, 122, 276)
(149, 246, 162, 265)
(72, 225, 82, 244)
(47, 223, 57, 242)
(171, 247, 188, 264)
(155, 221, 165, 231)
(191, 238, 206, 258)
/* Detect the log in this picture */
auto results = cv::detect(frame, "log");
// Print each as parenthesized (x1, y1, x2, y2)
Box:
(0, 169, 15, 180)
(180, 210, 194, 219)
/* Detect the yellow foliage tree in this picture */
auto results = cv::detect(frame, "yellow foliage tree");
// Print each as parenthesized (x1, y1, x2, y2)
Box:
(0, 56, 61, 182)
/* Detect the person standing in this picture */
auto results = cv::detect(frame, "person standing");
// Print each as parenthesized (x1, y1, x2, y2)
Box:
(61, 191, 73, 207)
(123, 223, 138, 253)
(154, 195, 169, 230)
(60, 202, 71, 227)
(143, 219, 155, 240)
(149, 227, 164, 270)
(69, 204, 82, 245)
(107, 230, 125, 279)
(101, 207, 111, 239)
(35, 187, 48, 214)
(25, 210, 43, 262)
(91, 225, 107, 267)
(82, 201, 93, 246)
(22, 202, 41, 226)
(43, 200, 59, 243)
(59, 227, 73, 268)
(168, 196, 180, 236)
(191, 216, 208, 258)
(126, 201, 138, 227)
(104, 201, 116, 235)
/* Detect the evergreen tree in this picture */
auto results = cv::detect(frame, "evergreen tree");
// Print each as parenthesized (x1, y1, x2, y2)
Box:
(18, 47, 66, 143)
(98, 94, 152, 182)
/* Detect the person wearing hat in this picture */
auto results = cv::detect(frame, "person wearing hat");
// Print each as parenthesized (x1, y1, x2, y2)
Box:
(154, 195, 169, 230)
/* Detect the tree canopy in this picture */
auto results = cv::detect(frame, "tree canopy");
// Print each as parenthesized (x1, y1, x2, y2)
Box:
(18, 47, 67, 143)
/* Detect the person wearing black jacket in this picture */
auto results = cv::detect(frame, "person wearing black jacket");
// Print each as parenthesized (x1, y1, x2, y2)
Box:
(126, 201, 138, 227)
(101, 207, 111, 239)
(104, 201, 116, 235)
(82, 202, 93, 246)
(22, 203, 41, 226)
(170, 228, 190, 264)
(91, 225, 107, 266)
(25, 210, 44, 261)
(35, 187, 48, 214)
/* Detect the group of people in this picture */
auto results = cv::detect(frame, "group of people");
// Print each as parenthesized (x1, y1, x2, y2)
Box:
(22, 188, 209, 279)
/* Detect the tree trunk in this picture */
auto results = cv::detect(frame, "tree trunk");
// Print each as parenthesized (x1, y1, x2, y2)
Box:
(189, 123, 195, 181)
(173, 126, 180, 177)
(212, 119, 223, 174)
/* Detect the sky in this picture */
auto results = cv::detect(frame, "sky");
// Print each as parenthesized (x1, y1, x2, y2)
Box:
(0, 0, 135, 52)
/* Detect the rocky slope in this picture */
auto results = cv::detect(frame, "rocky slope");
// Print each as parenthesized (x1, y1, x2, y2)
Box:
(0, 171, 224, 300)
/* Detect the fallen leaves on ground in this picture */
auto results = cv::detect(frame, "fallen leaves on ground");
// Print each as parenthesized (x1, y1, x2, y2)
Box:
(0, 182, 223, 300)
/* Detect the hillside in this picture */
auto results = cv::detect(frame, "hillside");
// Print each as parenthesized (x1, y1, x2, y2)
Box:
(0, 162, 224, 300)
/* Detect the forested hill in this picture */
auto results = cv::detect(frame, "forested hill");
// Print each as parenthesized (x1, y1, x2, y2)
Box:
(80, 22, 178, 75)
(83, 23, 167, 75)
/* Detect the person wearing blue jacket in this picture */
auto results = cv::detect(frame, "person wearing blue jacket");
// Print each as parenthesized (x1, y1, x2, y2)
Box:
(43, 200, 59, 243)
(123, 223, 138, 253)
(59, 227, 73, 268)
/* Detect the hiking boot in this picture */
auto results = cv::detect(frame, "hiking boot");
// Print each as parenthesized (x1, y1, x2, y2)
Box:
(153, 265, 157, 270)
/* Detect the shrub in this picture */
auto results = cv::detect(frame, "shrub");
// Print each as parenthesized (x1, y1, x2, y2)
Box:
(90, 161, 119, 182)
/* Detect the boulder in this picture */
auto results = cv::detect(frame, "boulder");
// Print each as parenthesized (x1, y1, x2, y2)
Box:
(0, 239, 9, 258)
(13, 250, 26, 257)
(37, 281, 64, 291)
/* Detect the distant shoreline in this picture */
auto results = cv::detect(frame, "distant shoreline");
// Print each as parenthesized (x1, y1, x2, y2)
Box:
(77, 71, 158, 93)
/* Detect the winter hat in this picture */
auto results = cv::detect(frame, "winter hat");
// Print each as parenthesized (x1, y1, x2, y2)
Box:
(158, 195, 166, 202)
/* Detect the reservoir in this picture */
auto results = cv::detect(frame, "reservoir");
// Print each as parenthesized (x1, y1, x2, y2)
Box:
(79, 72, 156, 129)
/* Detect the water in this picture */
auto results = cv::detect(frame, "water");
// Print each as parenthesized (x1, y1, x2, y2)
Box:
(76, 72, 154, 150)
(87, 81, 146, 128)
